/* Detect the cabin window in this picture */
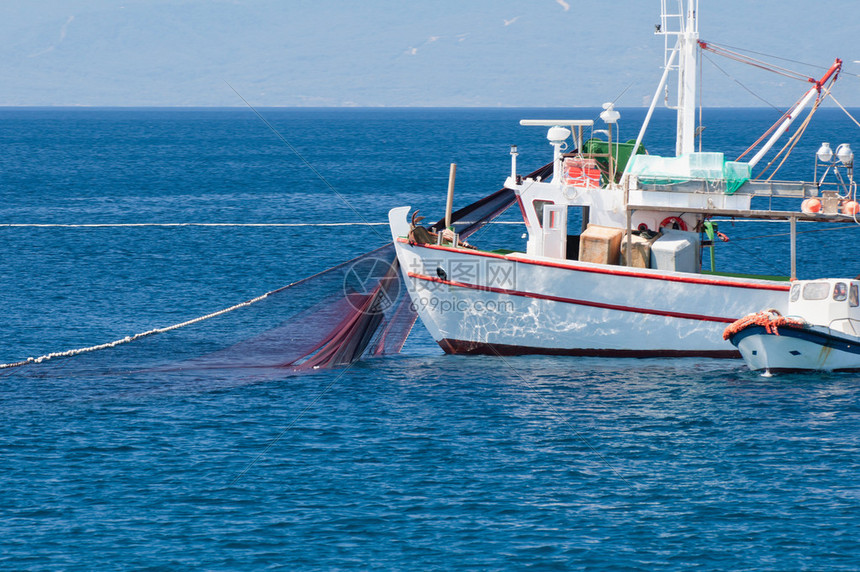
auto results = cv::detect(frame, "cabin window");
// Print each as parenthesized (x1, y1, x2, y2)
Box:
(532, 200, 555, 228)
(790, 284, 801, 303)
(802, 282, 830, 301)
(833, 282, 848, 302)
(850, 285, 859, 308)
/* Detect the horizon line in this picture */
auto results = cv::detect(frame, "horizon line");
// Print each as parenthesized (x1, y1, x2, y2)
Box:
(2, 104, 860, 110)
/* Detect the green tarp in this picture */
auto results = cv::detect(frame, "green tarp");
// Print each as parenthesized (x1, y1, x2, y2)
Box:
(582, 138, 647, 183)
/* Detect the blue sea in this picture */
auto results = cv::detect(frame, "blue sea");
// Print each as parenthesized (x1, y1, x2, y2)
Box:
(1, 107, 860, 570)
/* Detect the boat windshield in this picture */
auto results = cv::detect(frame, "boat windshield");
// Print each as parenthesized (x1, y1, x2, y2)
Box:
(802, 282, 831, 301)
(790, 284, 801, 302)
(834, 282, 848, 301)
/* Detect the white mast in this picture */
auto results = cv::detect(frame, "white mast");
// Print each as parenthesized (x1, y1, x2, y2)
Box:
(658, 0, 699, 157)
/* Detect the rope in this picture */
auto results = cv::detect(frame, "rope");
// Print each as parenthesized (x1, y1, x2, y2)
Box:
(723, 309, 806, 340)
(828, 94, 860, 130)
(700, 41, 817, 83)
(704, 41, 860, 80)
(1, 222, 388, 228)
(4, 220, 843, 230)
(702, 52, 783, 114)
(0, 291, 277, 370)
(755, 77, 836, 181)
(0, 241, 396, 371)
(761, 92, 824, 181)
(1, 221, 527, 229)
(736, 101, 796, 162)
(225, 82, 389, 244)
(729, 224, 860, 242)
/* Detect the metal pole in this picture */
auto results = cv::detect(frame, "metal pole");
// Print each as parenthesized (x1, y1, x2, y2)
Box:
(748, 88, 817, 168)
(790, 215, 797, 280)
(609, 123, 616, 183)
(445, 163, 457, 229)
(625, 177, 633, 267)
(622, 42, 679, 181)
(625, 210, 633, 267)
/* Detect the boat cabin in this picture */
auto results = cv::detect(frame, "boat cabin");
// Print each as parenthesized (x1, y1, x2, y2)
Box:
(789, 279, 860, 335)
(506, 112, 853, 279)
(497, 5, 854, 280)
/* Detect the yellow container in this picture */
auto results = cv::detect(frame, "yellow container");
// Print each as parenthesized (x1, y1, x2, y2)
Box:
(579, 224, 623, 265)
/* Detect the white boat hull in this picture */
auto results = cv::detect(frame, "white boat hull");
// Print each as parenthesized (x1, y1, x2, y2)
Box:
(389, 207, 790, 358)
(731, 326, 860, 372)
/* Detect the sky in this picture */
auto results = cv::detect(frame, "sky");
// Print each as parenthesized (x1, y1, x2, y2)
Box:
(1, 0, 859, 107)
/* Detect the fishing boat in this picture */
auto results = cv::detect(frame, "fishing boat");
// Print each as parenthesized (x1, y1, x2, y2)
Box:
(723, 279, 860, 372)
(387, 0, 859, 358)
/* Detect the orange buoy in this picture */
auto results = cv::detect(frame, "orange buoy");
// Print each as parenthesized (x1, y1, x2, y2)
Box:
(842, 200, 860, 216)
(801, 198, 821, 213)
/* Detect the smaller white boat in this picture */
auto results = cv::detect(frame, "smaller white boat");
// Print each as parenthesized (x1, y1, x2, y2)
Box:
(724, 278, 860, 372)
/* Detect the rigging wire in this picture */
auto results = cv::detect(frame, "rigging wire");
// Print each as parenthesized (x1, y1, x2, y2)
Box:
(720, 237, 785, 277)
(729, 224, 860, 242)
(708, 41, 830, 71)
(700, 41, 818, 83)
(758, 92, 824, 181)
(701, 53, 783, 113)
(756, 76, 838, 181)
(828, 93, 860, 130)
(736, 101, 794, 162)
(610, 82, 635, 106)
(704, 41, 860, 80)
(225, 82, 388, 243)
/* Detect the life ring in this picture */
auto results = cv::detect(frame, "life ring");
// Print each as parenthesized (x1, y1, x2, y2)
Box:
(659, 216, 688, 231)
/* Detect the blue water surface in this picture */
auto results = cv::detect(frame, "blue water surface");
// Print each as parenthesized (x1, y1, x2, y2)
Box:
(1, 107, 859, 570)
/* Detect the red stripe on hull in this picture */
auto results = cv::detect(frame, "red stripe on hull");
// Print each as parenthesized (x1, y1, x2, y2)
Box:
(396, 237, 790, 292)
(407, 272, 736, 324)
(439, 338, 741, 359)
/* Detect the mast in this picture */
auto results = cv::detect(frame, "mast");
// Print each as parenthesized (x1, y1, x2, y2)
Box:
(657, 0, 699, 156)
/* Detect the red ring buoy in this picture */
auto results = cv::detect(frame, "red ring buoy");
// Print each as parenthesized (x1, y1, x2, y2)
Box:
(659, 216, 688, 231)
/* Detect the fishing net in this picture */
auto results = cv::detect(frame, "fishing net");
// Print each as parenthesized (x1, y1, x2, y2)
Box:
(0, 243, 409, 378)
(1, 162, 551, 379)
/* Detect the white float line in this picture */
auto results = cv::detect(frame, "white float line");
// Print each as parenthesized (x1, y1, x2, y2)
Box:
(0, 288, 280, 370)
(1, 220, 828, 229)
(0, 221, 534, 229)
(0, 222, 389, 228)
